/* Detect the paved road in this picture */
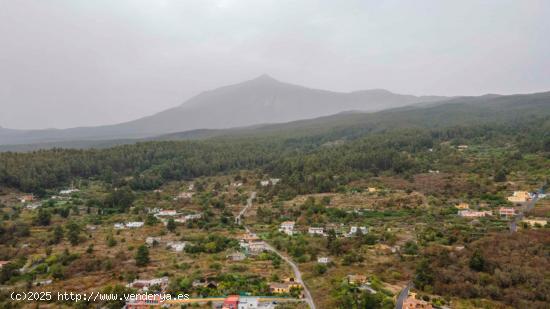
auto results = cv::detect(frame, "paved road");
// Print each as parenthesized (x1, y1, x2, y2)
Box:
(263, 242, 316, 309)
(395, 281, 412, 309)
(239, 192, 316, 309)
(236, 191, 256, 224)
(509, 187, 545, 233)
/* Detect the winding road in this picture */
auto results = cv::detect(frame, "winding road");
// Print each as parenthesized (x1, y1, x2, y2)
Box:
(395, 282, 412, 309)
(238, 192, 316, 309)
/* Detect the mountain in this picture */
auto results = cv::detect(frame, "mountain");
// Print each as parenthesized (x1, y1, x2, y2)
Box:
(0, 75, 448, 145)
(1, 90, 548, 152)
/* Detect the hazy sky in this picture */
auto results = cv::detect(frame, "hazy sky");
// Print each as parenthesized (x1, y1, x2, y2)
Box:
(1, 0, 549, 129)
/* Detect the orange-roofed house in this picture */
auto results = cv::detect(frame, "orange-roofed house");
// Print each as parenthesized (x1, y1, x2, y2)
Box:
(19, 195, 34, 203)
(222, 295, 239, 309)
(499, 207, 515, 218)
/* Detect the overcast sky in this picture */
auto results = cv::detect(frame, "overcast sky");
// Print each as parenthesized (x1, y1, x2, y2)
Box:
(1, 0, 549, 129)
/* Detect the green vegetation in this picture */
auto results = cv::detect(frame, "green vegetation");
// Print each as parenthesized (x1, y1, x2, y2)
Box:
(135, 245, 150, 267)
(0, 99, 548, 308)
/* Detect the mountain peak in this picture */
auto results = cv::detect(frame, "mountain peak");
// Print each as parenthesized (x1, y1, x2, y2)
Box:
(252, 74, 278, 82)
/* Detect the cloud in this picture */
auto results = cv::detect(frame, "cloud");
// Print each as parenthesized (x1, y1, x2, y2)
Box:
(0, 0, 549, 129)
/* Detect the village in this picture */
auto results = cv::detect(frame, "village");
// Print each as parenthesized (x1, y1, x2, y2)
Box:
(0, 163, 548, 309)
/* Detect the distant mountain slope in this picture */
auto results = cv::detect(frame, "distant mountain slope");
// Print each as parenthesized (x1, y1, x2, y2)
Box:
(1, 90, 548, 152)
(157, 90, 550, 141)
(0, 75, 447, 145)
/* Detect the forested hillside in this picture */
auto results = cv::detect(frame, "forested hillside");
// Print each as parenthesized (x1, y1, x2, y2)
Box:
(1, 96, 548, 195)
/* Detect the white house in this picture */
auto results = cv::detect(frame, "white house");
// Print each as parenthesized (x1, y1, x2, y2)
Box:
(308, 227, 325, 236)
(248, 241, 268, 254)
(156, 210, 178, 217)
(458, 210, 492, 218)
(279, 221, 295, 236)
(33, 279, 53, 286)
(146, 237, 162, 246)
(260, 180, 270, 187)
(239, 240, 249, 250)
(175, 192, 194, 200)
(174, 213, 202, 223)
(270, 178, 281, 185)
(126, 222, 144, 228)
(317, 257, 330, 264)
(167, 241, 186, 252)
(60, 189, 79, 195)
(185, 213, 202, 220)
(147, 208, 160, 214)
(127, 277, 169, 292)
(347, 226, 368, 237)
(237, 296, 259, 309)
(26, 203, 41, 210)
(114, 223, 125, 230)
(499, 207, 516, 218)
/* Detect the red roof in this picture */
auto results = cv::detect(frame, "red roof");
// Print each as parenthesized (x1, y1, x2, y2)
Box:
(223, 295, 239, 308)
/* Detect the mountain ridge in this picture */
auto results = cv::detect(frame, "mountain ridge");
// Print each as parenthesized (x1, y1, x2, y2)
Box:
(1, 90, 548, 152)
(0, 75, 450, 145)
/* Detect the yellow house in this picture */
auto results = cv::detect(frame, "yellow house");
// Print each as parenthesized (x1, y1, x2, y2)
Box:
(403, 292, 432, 309)
(507, 191, 531, 203)
(269, 282, 301, 294)
(455, 202, 470, 210)
(522, 218, 548, 227)
(347, 274, 368, 285)
(367, 187, 377, 193)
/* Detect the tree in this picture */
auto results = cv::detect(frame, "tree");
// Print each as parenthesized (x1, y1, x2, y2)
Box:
(106, 234, 117, 247)
(58, 207, 70, 218)
(34, 209, 51, 226)
(166, 218, 176, 233)
(414, 259, 434, 291)
(65, 221, 81, 246)
(494, 169, 507, 182)
(403, 241, 419, 255)
(314, 264, 327, 275)
(135, 245, 150, 266)
(50, 264, 64, 279)
(363, 233, 378, 245)
(327, 229, 343, 256)
(0, 263, 19, 283)
(469, 249, 486, 272)
(51, 225, 64, 244)
(103, 188, 135, 213)
(145, 214, 159, 226)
